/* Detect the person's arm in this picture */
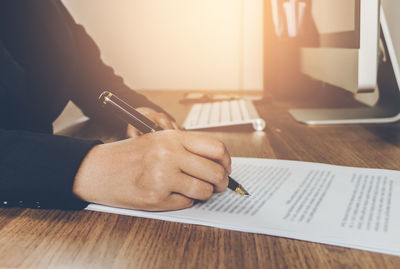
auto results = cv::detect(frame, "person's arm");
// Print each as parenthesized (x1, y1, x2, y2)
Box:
(0, 129, 101, 210)
(0, 129, 232, 212)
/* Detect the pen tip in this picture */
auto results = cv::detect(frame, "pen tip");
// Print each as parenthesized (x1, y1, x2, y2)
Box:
(235, 185, 250, 196)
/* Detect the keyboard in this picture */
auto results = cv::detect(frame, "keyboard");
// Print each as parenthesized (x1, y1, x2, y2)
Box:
(183, 99, 266, 131)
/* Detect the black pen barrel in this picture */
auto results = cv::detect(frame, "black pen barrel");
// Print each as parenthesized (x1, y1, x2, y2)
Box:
(99, 91, 162, 133)
(228, 176, 239, 190)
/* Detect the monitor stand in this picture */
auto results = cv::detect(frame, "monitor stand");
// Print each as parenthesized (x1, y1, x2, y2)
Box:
(289, 104, 400, 125)
(289, 28, 400, 125)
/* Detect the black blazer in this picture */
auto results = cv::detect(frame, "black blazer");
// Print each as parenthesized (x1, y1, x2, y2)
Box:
(0, 1, 168, 209)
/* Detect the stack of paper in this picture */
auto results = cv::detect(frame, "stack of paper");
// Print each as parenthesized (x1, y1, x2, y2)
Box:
(87, 158, 400, 256)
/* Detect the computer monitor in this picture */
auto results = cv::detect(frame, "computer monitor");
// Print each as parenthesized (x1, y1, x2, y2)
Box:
(289, 0, 400, 125)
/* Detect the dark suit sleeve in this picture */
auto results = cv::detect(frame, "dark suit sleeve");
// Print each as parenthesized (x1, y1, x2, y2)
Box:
(0, 129, 101, 210)
(56, 3, 173, 130)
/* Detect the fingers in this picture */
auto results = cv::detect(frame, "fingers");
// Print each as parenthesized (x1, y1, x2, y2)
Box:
(160, 194, 194, 211)
(179, 152, 229, 193)
(140, 172, 213, 211)
(154, 113, 174, 130)
(171, 121, 181, 130)
(144, 193, 194, 211)
(169, 172, 215, 200)
(126, 110, 176, 138)
(181, 132, 232, 174)
(135, 107, 175, 130)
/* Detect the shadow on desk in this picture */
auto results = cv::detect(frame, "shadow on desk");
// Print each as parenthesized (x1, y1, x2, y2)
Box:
(364, 124, 400, 146)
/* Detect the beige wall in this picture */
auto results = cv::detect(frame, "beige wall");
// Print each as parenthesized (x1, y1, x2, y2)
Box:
(62, 0, 264, 91)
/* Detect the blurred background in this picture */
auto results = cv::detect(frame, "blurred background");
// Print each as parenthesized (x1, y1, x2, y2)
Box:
(55, 0, 265, 131)
(62, 0, 264, 92)
(56, 0, 396, 130)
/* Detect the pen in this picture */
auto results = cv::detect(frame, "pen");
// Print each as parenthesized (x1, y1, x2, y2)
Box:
(98, 91, 250, 196)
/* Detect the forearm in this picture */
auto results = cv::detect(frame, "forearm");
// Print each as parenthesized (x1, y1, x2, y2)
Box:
(0, 129, 101, 210)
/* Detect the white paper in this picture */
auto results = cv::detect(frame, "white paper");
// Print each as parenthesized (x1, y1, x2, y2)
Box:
(87, 158, 400, 256)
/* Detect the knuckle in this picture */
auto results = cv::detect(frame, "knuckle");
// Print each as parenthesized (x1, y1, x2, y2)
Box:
(179, 198, 194, 209)
(152, 170, 166, 186)
(214, 140, 226, 157)
(214, 166, 226, 183)
(223, 177, 229, 189)
(186, 199, 195, 208)
(216, 177, 229, 193)
(204, 184, 214, 198)
(197, 184, 213, 200)
(160, 129, 181, 142)
(155, 145, 173, 161)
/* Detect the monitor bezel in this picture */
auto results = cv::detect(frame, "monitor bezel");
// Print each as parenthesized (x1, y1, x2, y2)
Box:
(380, 5, 400, 95)
(318, 0, 361, 48)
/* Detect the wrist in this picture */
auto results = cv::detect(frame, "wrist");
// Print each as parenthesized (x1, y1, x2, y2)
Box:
(73, 144, 103, 203)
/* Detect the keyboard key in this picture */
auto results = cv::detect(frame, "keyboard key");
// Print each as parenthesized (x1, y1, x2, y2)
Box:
(198, 102, 211, 125)
(239, 99, 250, 120)
(209, 102, 221, 124)
(230, 100, 242, 121)
(186, 103, 202, 126)
(221, 101, 230, 122)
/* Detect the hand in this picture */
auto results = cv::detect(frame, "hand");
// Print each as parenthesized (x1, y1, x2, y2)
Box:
(126, 107, 179, 138)
(73, 130, 231, 211)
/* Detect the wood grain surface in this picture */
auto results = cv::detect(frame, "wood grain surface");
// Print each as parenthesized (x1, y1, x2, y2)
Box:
(0, 91, 399, 269)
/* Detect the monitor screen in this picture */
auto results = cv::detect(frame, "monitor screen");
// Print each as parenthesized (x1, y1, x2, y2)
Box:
(311, 0, 360, 48)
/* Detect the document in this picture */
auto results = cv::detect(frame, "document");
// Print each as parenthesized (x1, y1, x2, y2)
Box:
(87, 158, 400, 256)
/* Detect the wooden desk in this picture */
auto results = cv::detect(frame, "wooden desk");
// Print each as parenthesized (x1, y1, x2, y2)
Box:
(1, 91, 399, 268)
